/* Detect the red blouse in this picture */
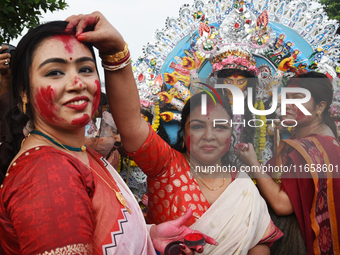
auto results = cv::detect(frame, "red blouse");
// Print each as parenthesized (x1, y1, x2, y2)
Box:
(0, 146, 95, 254)
(127, 125, 211, 226)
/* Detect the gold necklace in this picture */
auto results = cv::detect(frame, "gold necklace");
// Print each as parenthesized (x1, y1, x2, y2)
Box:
(32, 131, 132, 214)
(91, 158, 132, 214)
(184, 155, 226, 191)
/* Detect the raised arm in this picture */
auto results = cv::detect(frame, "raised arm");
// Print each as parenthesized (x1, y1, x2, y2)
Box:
(237, 143, 294, 215)
(65, 12, 149, 153)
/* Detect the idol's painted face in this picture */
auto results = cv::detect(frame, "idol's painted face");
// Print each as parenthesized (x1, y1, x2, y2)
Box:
(29, 35, 100, 130)
(223, 75, 248, 92)
(184, 104, 232, 166)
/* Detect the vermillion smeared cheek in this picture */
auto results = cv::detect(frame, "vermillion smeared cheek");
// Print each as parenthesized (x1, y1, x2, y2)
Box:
(296, 108, 304, 120)
(285, 104, 297, 117)
(92, 80, 101, 116)
(288, 105, 304, 121)
(35, 86, 65, 123)
(222, 138, 231, 154)
(186, 136, 191, 152)
(296, 107, 311, 121)
(71, 114, 90, 126)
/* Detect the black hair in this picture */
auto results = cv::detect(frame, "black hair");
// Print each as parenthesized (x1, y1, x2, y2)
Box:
(286, 71, 337, 137)
(0, 21, 97, 182)
(172, 91, 233, 164)
(100, 92, 108, 106)
(216, 68, 256, 144)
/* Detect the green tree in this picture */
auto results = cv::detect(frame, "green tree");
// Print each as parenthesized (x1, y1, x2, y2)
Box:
(317, 0, 340, 33)
(317, 0, 340, 20)
(0, 0, 68, 43)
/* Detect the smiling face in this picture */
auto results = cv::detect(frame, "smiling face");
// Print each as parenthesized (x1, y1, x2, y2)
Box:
(184, 104, 232, 166)
(29, 35, 100, 131)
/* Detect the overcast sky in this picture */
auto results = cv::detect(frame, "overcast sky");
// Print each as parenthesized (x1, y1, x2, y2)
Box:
(10, 0, 322, 82)
(11, 0, 190, 81)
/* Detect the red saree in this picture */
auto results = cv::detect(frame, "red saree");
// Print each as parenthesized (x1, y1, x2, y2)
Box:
(275, 134, 340, 255)
(0, 146, 155, 254)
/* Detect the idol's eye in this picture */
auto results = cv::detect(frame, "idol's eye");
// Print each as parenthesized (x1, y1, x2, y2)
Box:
(224, 79, 233, 84)
(45, 70, 64, 77)
(237, 79, 246, 85)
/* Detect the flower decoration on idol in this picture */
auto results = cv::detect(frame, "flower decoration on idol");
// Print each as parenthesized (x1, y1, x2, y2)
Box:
(210, 49, 258, 75)
(330, 102, 340, 120)
(254, 99, 267, 162)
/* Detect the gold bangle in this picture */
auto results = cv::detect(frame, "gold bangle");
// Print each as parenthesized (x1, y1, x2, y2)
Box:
(99, 42, 129, 63)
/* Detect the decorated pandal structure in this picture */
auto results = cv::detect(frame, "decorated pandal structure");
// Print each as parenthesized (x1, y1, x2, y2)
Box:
(117, 0, 340, 208)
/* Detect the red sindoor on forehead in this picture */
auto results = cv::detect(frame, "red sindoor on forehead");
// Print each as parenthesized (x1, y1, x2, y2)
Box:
(54, 34, 77, 54)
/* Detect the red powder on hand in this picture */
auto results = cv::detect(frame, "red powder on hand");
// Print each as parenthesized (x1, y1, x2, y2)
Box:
(185, 233, 204, 241)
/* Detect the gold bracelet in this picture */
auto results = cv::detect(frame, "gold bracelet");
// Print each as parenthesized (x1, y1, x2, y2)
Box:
(99, 42, 129, 63)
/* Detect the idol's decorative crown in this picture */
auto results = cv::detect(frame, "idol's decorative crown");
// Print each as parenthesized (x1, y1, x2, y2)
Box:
(210, 49, 258, 75)
(192, 6, 275, 76)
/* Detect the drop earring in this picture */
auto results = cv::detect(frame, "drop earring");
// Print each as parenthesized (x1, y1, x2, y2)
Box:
(317, 111, 321, 119)
(23, 95, 27, 114)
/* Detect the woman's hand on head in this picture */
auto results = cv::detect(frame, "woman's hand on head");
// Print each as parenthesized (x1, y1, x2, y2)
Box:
(150, 207, 217, 254)
(236, 143, 260, 166)
(65, 11, 125, 54)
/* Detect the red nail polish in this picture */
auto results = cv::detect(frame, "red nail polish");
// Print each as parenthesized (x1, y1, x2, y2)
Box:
(178, 243, 186, 250)
(77, 34, 86, 41)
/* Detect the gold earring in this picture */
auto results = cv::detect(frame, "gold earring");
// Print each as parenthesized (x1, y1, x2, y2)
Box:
(23, 96, 27, 114)
(182, 141, 185, 148)
(317, 111, 321, 118)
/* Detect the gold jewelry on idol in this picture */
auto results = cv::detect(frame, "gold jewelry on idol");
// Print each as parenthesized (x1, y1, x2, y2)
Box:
(184, 155, 225, 191)
(33, 131, 132, 214)
(99, 42, 129, 63)
(182, 141, 185, 148)
(22, 95, 27, 114)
